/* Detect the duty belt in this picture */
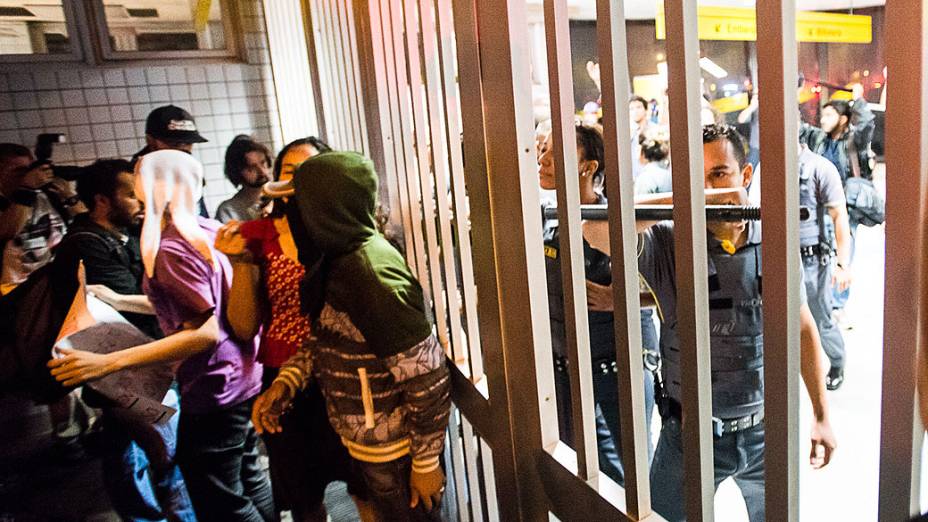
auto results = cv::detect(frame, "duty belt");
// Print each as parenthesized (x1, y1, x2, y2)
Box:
(799, 244, 832, 259)
(554, 355, 617, 375)
(666, 399, 765, 438)
(554, 350, 659, 375)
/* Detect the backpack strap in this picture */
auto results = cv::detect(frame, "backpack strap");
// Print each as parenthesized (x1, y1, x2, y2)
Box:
(847, 131, 863, 179)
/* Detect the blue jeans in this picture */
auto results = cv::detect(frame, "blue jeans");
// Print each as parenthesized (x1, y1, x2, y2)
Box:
(650, 417, 766, 522)
(554, 354, 655, 486)
(176, 398, 274, 522)
(102, 388, 196, 522)
(354, 454, 443, 521)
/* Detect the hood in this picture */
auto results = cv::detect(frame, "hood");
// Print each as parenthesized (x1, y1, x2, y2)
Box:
(292, 151, 378, 257)
(135, 149, 217, 278)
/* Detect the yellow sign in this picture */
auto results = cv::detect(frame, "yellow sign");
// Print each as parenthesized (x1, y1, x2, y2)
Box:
(711, 92, 749, 114)
(655, 6, 872, 44)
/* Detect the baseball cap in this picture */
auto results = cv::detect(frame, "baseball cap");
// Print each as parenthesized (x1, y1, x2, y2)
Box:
(145, 105, 208, 144)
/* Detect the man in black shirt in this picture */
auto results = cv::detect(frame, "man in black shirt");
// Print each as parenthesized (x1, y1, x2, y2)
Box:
(52, 159, 195, 521)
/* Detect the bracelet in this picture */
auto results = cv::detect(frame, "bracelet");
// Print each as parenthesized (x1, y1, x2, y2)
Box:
(61, 195, 81, 208)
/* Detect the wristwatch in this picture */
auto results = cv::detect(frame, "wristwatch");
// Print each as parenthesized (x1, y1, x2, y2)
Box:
(61, 195, 81, 208)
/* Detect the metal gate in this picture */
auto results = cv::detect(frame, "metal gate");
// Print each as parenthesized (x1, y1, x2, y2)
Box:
(296, 0, 927, 520)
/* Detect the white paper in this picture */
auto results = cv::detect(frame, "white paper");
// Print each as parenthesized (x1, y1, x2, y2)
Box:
(54, 263, 176, 425)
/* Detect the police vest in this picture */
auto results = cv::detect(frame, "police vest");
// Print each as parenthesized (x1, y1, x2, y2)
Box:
(798, 150, 829, 249)
(543, 213, 615, 361)
(662, 238, 765, 419)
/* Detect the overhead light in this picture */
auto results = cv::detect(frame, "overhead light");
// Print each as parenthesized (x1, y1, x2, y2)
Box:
(699, 57, 728, 79)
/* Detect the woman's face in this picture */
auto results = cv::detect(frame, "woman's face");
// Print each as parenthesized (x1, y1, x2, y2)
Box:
(537, 133, 591, 192)
(278, 144, 320, 183)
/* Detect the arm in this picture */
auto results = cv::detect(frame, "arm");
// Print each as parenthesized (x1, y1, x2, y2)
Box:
(251, 339, 315, 435)
(215, 221, 264, 341)
(799, 303, 837, 468)
(227, 262, 262, 341)
(827, 204, 853, 291)
(386, 335, 451, 510)
(87, 284, 156, 315)
(49, 313, 219, 386)
(582, 191, 675, 256)
(385, 335, 451, 474)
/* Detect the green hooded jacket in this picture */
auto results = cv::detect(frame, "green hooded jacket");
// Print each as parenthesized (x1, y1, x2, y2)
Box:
(282, 151, 449, 473)
(291, 151, 432, 358)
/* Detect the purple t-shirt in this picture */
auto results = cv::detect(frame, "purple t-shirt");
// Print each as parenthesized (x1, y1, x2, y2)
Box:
(143, 217, 262, 414)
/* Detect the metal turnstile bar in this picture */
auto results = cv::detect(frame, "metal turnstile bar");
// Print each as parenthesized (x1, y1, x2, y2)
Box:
(543, 205, 810, 222)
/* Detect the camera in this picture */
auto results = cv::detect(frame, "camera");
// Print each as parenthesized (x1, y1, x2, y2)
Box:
(32, 133, 84, 181)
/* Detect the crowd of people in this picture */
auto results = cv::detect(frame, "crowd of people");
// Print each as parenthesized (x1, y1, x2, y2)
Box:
(0, 74, 876, 521)
(1, 104, 448, 522)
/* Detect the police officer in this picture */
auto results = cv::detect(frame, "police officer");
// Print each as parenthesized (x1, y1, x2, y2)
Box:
(538, 124, 655, 485)
(798, 144, 853, 390)
(585, 124, 837, 521)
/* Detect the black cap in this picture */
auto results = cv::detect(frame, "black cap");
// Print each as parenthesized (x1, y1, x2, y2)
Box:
(145, 105, 208, 144)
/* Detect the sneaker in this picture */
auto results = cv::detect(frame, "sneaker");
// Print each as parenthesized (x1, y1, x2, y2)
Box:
(826, 366, 845, 391)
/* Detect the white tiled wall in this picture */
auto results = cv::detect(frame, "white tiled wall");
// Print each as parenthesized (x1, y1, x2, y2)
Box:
(0, 1, 283, 214)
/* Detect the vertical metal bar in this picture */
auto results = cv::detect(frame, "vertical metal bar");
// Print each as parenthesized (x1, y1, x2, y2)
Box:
(479, 437, 501, 522)
(543, 0, 598, 481)
(403, 0, 453, 354)
(448, 408, 473, 522)
(462, 417, 486, 522)
(663, 1, 715, 520)
(595, 0, 651, 515)
(880, 0, 928, 518)
(474, 0, 558, 518)
(417, 0, 468, 364)
(313, 0, 340, 147)
(338, 0, 370, 152)
(309, 0, 338, 144)
(374, 0, 419, 267)
(299, 0, 328, 141)
(755, 1, 800, 520)
(387, 0, 432, 299)
(320, 0, 349, 148)
(435, 0, 485, 381)
(450, 0, 522, 516)
(352, 0, 408, 253)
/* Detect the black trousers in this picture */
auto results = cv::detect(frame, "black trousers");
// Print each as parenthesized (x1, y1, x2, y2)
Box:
(176, 398, 275, 522)
(355, 454, 443, 522)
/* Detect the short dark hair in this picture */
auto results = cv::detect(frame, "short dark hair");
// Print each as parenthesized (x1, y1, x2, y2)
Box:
(272, 136, 333, 181)
(0, 143, 32, 164)
(823, 100, 852, 120)
(575, 124, 605, 185)
(77, 159, 134, 211)
(702, 124, 748, 167)
(639, 131, 670, 163)
(224, 135, 272, 186)
(629, 95, 649, 109)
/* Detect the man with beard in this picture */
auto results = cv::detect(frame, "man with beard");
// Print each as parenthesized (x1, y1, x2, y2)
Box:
(52, 158, 196, 522)
(215, 135, 273, 223)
